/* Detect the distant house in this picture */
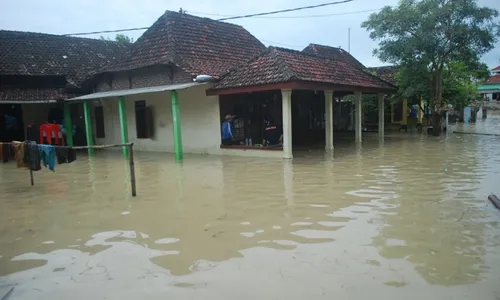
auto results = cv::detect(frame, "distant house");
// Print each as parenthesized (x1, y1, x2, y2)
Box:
(0, 30, 127, 143)
(302, 44, 366, 70)
(478, 66, 500, 101)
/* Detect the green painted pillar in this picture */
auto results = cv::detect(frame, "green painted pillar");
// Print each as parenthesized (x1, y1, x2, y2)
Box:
(118, 96, 129, 157)
(83, 101, 93, 154)
(63, 102, 73, 147)
(171, 90, 183, 161)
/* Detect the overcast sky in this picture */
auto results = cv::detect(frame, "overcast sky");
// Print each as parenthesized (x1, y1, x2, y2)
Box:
(1, 0, 499, 68)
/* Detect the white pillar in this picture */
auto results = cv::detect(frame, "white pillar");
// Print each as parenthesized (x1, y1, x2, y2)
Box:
(282, 89, 293, 159)
(325, 90, 334, 150)
(355, 92, 362, 143)
(378, 93, 385, 138)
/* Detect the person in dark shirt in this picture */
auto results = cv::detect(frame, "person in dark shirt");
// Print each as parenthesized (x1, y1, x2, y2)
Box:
(262, 120, 283, 147)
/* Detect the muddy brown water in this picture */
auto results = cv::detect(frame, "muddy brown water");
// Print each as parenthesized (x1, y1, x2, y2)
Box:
(1, 115, 500, 300)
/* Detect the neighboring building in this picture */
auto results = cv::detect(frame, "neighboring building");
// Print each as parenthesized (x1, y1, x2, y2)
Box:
(478, 66, 500, 101)
(0, 30, 127, 143)
(302, 43, 366, 69)
(365, 66, 398, 85)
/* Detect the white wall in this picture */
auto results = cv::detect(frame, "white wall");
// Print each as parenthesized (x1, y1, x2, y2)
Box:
(93, 84, 222, 155)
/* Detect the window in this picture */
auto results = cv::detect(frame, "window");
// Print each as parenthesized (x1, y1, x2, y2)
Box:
(94, 106, 105, 138)
(135, 101, 154, 139)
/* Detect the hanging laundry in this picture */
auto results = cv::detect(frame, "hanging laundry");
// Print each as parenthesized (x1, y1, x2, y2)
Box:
(0, 142, 9, 163)
(27, 142, 41, 171)
(38, 144, 56, 171)
(56, 147, 77, 164)
(39, 124, 64, 145)
(11, 141, 28, 168)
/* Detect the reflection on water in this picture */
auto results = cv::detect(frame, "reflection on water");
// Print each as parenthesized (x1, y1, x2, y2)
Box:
(1, 115, 500, 299)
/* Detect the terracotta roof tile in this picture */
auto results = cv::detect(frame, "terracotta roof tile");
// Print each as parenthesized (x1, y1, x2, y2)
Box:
(302, 44, 365, 69)
(0, 88, 77, 102)
(487, 74, 500, 84)
(215, 47, 396, 91)
(492, 66, 500, 71)
(0, 30, 128, 86)
(103, 11, 265, 77)
(365, 66, 399, 85)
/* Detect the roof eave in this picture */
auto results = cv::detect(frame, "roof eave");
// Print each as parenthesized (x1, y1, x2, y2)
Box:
(206, 80, 397, 96)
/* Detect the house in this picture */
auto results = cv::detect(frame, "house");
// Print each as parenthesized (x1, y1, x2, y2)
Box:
(207, 47, 396, 158)
(67, 11, 396, 159)
(478, 66, 500, 101)
(0, 30, 127, 144)
(68, 10, 266, 159)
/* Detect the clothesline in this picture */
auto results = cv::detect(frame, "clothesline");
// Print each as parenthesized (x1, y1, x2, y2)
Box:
(1, 142, 137, 197)
(3, 142, 133, 149)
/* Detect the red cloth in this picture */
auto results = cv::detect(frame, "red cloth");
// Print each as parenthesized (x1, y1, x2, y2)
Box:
(39, 124, 65, 145)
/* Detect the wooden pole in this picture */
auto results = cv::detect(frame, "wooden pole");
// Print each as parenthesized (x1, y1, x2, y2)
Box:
(29, 168, 34, 186)
(128, 143, 137, 197)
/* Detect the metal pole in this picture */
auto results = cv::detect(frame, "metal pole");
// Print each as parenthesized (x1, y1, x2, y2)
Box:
(83, 101, 94, 155)
(348, 28, 351, 53)
(128, 144, 136, 197)
(118, 96, 129, 157)
(171, 90, 183, 161)
(63, 102, 73, 147)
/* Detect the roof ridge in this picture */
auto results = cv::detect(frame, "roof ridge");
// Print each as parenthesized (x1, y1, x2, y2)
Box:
(0, 30, 126, 46)
(163, 10, 249, 29)
(269, 47, 298, 81)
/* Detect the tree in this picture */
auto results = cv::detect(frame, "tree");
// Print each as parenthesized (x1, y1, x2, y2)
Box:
(362, 0, 499, 135)
(100, 34, 134, 45)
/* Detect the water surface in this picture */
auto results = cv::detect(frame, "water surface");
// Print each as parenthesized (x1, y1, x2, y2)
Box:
(1, 115, 500, 299)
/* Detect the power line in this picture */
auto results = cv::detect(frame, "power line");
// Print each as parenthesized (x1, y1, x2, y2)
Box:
(189, 8, 381, 19)
(1, 1, 359, 39)
(216, 0, 354, 21)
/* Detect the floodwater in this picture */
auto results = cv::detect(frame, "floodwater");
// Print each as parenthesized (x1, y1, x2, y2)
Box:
(1, 116, 500, 300)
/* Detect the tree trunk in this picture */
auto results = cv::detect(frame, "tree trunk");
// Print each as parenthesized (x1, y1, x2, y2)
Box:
(430, 69, 444, 136)
(431, 112, 442, 136)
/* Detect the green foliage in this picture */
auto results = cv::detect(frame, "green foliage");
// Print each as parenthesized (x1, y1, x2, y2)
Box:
(362, 0, 500, 113)
(100, 34, 134, 45)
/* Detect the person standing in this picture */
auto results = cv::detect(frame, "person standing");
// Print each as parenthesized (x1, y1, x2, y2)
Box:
(221, 114, 235, 145)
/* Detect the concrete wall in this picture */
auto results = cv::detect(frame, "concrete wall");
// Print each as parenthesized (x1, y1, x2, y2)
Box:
(92, 84, 222, 154)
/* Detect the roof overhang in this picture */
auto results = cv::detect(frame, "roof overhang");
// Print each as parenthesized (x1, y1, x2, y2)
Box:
(0, 99, 59, 104)
(206, 80, 397, 96)
(67, 82, 208, 102)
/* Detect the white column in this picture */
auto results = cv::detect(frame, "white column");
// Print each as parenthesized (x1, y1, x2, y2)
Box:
(282, 89, 293, 159)
(378, 93, 385, 138)
(355, 92, 362, 143)
(325, 90, 334, 150)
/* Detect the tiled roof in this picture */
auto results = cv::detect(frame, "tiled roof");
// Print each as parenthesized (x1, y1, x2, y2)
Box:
(215, 47, 396, 91)
(0, 30, 128, 87)
(366, 66, 399, 85)
(103, 11, 266, 77)
(0, 88, 77, 102)
(492, 66, 500, 71)
(487, 74, 500, 84)
(302, 44, 365, 69)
